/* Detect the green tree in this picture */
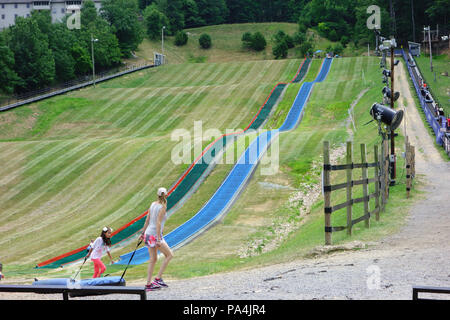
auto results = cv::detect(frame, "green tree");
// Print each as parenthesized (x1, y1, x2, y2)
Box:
(182, 0, 205, 28)
(8, 17, 55, 91)
(143, 4, 169, 40)
(272, 40, 288, 59)
(199, 33, 212, 49)
(0, 32, 22, 93)
(251, 32, 267, 51)
(197, 0, 229, 25)
(241, 32, 253, 48)
(100, 0, 144, 57)
(174, 30, 188, 46)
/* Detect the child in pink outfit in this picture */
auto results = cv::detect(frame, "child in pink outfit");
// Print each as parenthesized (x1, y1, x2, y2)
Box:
(87, 227, 115, 278)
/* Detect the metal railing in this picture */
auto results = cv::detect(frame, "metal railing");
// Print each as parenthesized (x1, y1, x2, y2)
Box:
(0, 62, 154, 112)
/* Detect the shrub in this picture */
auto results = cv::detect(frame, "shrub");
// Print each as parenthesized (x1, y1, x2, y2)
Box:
(174, 31, 188, 46)
(199, 33, 211, 49)
(242, 32, 252, 47)
(251, 32, 266, 51)
(273, 40, 288, 59)
(241, 32, 266, 51)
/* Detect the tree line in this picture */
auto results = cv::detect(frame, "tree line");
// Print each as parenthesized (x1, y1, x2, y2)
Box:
(0, 0, 141, 94)
(1, 0, 447, 95)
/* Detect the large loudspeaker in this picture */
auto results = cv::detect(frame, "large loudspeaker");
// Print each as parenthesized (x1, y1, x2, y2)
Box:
(370, 103, 403, 131)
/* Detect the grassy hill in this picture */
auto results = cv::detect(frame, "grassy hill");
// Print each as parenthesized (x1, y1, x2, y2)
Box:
(0, 58, 302, 268)
(132, 23, 365, 65)
(0, 24, 416, 284)
(414, 53, 450, 116)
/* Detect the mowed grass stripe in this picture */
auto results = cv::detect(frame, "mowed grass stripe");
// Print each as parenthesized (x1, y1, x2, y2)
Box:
(99, 63, 213, 130)
(4, 140, 164, 259)
(0, 140, 116, 217)
(131, 62, 254, 138)
(2, 140, 164, 262)
(23, 140, 182, 263)
(0, 141, 51, 182)
(0, 140, 85, 203)
(0, 140, 79, 186)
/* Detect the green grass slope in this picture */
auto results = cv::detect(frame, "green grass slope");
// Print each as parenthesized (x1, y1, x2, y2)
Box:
(0, 58, 302, 268)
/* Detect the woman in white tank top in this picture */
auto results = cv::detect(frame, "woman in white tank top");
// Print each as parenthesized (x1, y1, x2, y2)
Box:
(140, 187, 173, 291)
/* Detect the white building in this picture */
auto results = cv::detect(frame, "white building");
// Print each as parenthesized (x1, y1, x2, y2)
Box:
(0, 0, 102, 30)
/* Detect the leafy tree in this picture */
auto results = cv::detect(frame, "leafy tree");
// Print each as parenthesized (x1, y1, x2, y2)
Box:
(143, 4, 169, 40)
(251, 32, 267, 51)
(8, 17, 55, 91)
(100, 0, 144, 57)
(241, 32, 253, 48)
(0, 33, 22, 93)
(166, 0, 185, 34)
(81, 0, 99, 28)
(71, 43, 92, 75)
(197, 0, 229, 25)
(298, 38, 314, 57)
(272, 39, 288, 59)
(199, 33, 212, 49)
(182, 0, 205, 28)
(174, 30, 188, 46)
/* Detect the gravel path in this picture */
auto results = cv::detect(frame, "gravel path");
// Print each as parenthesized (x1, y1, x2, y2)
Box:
(1, 60, 448, 301)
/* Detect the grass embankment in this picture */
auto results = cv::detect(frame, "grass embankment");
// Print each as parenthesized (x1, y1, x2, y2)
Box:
(135, 23, 365, 66)
(414, 54, 450, 115)
(0, 58, 303, 282)
(1, 57, 419, 284)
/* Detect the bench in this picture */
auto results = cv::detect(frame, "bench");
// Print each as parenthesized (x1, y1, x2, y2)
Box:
(412, 285, 450, 300)
(0, 284, 147, 300)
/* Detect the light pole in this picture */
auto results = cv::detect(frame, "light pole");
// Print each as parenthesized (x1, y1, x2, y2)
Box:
(424, 26, 433, 72)
(91, 34, 98, 87)
(162, 26, 166, 56)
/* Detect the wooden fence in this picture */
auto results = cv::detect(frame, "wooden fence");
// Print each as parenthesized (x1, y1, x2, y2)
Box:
(323, 139, 415, 245)
(323, 141, 386, 245)
(405, 136, 416, 198)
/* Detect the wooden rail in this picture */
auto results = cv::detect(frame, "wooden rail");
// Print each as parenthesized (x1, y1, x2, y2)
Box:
(0, 284, 147, 300)
(323, 141, 384, 245)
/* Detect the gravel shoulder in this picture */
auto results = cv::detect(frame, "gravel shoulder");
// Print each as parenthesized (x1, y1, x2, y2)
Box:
(1, 60, 448, 301)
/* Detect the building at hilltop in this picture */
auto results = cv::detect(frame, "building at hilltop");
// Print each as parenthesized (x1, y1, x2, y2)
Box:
(0, 0, 101, 30)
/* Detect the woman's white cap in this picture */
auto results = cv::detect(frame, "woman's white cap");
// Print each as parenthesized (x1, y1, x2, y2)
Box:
(157, 187, 167, 196)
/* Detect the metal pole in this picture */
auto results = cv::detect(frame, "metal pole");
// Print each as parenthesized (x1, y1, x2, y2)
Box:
(428, 26, 433, 72)
(91, 34, 96, 87)
(162, 26, 165, 55)
(390, 45, 396, 185)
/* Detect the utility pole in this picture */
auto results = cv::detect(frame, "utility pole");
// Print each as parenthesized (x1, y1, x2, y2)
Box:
(91, 34, 98, 87)
(428, 26, 433, 72)
(410, 0, 416, 42)
(390, 44, 396, 185)
(162, 26, 166, 55)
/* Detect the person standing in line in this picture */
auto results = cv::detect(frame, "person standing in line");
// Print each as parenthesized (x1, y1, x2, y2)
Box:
(140, 187, 174, 291)
(87, 227, 115, 278)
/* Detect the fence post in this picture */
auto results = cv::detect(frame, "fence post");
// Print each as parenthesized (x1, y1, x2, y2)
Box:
(383, 139, 390, 202)
(374, 145, 380, 221)
(361, 143, 370, 228)
(346, 141, 353, 235)
(406, 138, 411, 198)
(323, 141, 332, 245)
(379, 141, 386, 211)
